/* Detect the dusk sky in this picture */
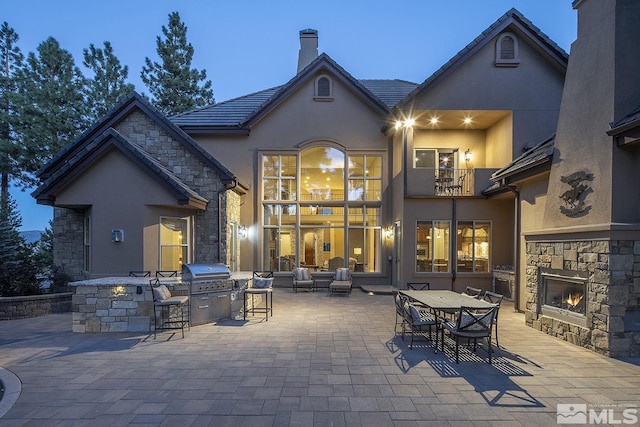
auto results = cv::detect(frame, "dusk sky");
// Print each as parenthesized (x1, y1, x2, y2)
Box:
(4, 0, 578, 231)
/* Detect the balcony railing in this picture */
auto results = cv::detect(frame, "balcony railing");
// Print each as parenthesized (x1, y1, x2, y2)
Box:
(435, 168, 474, 196)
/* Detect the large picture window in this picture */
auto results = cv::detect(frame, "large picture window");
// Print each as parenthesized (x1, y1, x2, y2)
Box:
(457, 221, 490, 272)
(416, 221, 450, 272)
(262, 146, 383, 272)
(159, 217, 190, 271)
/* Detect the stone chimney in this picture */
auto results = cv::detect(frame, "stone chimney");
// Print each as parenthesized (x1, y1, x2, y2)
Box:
(542, 0, 640, 227)
(297, 29, 318, 73)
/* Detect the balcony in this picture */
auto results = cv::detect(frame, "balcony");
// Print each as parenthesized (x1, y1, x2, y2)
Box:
(405, 168, 497, 197)
(435, 168, 473, 196)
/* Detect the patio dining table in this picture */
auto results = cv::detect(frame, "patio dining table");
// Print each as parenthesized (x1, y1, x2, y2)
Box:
(400, 289, 496, 353)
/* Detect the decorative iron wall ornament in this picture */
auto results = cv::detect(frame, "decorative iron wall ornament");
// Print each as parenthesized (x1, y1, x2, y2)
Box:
(559, 171, 594, 217)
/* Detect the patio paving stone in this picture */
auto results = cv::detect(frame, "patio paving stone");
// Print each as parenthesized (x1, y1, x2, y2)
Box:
(1, 287, 639, 425)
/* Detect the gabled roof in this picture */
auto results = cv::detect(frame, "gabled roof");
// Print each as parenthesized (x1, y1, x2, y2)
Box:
(396, 8, 569, 109)
(170, 86, 283, 133)
(37, 92, 247, 192)
(170, 54, 410, 133)
(483, 134, 555, 195)
(358, 79, 418, 108)
(32, 128, 209, 209)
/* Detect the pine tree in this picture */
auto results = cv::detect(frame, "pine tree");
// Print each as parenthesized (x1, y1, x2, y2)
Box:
(0, 193, 38, 296)
(14, 37, 88, 187)
(0, 22, 24, 200)
(141, 11, 214, 116)
(83, 41, 135, 121)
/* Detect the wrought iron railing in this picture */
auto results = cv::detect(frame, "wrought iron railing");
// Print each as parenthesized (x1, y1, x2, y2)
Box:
(435, 168, 474, 196)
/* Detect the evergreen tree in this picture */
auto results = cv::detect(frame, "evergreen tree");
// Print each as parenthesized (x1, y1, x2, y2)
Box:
(83, 41, 134, 121)
(141, 11, 214, 115)
(14, 37, 88, 187)
(0, 193, 39, 296)
(0, 22, 23, 200)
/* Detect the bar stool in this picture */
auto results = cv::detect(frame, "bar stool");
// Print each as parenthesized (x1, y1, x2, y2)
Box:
(244, 271, 274, 321)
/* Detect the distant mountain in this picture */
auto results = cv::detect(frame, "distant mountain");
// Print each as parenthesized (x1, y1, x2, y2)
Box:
(20, 230, 43, 244)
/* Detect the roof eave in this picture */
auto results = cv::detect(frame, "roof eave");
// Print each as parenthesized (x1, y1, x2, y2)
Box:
(179, 126, 251, 135)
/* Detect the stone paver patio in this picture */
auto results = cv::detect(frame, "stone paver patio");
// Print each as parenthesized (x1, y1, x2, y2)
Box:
(1, 288, 639, 426)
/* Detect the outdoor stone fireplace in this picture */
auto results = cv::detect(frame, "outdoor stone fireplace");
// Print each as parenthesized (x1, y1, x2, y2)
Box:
(525, 239, 640, 358)
(539, 269, 587, 328)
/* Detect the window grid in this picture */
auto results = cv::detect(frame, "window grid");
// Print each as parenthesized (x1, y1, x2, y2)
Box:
(261, 149, 383, 272)
(456, 221, 491, 273)
(416, 220, 450, 273)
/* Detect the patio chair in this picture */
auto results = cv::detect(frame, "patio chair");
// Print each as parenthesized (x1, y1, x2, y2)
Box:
(482, 290, 504, 348)
(129, 270, 151, 277)
(441, 305, 498, 364)
(393, 289, 408, 335)
(461, 286, 483, 299)
(149, 278, 190, 339)
(329, 268, 352, 294)
(156, 270, 179, 278)
(402, 299, 438, 349)
(449, 173, 466, 195)
(244, 271, 274, 321)
(407, 282, 430, 290)
(292, 267, 315, 292)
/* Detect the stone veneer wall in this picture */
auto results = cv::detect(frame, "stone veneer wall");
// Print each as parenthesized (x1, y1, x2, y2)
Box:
(114, 110, 228, 263)
(224, 191, 242, 268)
(53, 207, 87, 281)
(72, 283, 154, 333)
(0, 293, 72, 320)
(525, 239, 640, 358)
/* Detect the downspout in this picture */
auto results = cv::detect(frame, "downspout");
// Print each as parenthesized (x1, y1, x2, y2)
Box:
(507, 183, 521, 312)
(451, 198, 456, 291)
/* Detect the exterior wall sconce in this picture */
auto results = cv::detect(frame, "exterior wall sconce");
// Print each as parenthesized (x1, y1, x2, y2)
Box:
(238, 225, 248, 240)
(384, 227, 394, 240)
(111, 229, 124, 243)
(464, 148, 473, 163)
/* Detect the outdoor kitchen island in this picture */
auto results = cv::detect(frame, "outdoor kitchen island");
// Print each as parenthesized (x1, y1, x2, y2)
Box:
(70, 269, 253, 333)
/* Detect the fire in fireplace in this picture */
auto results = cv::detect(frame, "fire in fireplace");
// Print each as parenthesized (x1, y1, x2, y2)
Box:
(540, 270, 588, 327)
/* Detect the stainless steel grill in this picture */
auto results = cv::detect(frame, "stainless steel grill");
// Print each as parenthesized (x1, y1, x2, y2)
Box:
(182, 263, 233, 325)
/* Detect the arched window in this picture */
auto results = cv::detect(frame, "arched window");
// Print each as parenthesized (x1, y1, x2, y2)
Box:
(314, 75, 333, 100)
(495, 32, 520, 67)
(260, 145, 383, 273)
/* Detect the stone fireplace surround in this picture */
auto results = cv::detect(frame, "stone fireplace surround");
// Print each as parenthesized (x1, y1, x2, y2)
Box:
(525, 239, 640, 358)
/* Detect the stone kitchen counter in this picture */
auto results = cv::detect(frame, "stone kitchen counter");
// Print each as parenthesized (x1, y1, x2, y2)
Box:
(71, 274, 251, 333)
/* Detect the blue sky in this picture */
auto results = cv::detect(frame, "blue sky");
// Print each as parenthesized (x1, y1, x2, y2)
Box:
(5, 0, 577, 231)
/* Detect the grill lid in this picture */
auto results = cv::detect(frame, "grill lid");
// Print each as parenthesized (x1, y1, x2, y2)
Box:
(182, 263, 232, 280)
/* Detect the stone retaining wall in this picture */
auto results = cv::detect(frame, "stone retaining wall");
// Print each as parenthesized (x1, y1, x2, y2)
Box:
(0, 293, 73, 320)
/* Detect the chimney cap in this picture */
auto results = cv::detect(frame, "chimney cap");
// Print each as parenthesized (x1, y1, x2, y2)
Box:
(299, 28, 318, 37)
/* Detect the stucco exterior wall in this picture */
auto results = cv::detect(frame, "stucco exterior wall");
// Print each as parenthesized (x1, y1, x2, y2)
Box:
(411, 31, 564, 156)
(400, 196, 514, 291)
(50, 108, 234, 277)
(114, 111, 228, 264)
(485, 114, 513, 168)
(194, 73, 390, 272)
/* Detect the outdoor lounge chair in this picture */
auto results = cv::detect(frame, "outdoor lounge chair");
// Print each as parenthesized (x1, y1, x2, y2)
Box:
(329, 268, 352, 294)
(292, 267, 315, 292)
